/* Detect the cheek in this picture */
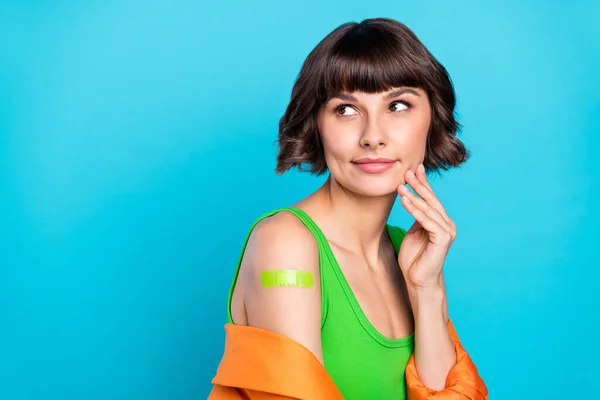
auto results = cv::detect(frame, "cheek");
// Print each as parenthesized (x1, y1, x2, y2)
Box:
(408, 106, 431, 139)
(319, 121, 357, 161)
(393, 114, 430, 160)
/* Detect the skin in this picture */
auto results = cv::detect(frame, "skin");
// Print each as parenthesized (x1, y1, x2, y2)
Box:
(231, 86, 457, 391)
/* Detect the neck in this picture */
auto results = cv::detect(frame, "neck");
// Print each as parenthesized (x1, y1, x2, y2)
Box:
(314, 175, 397, 264)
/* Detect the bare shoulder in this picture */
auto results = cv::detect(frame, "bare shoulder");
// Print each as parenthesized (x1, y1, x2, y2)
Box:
(246, 210, 319, 266)
(238, 210, 323, 362)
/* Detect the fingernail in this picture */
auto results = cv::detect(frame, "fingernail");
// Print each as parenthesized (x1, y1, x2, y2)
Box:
(407, 170, 415, 178)
(419, 164, 425, 173)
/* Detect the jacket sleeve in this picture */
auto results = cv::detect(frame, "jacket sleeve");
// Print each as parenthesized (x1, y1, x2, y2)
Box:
(208, 324, 344, 400)
(405, 319, 488, 400)
(208, 384, 298, 400)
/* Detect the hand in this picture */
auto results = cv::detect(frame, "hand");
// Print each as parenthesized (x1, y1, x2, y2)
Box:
(396, 163, 456, 290)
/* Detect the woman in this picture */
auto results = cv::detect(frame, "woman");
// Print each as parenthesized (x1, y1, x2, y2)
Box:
(209, 18, 487, 400)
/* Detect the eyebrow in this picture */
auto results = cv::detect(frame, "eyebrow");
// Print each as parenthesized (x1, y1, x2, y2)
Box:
(330, 88, 421, 102)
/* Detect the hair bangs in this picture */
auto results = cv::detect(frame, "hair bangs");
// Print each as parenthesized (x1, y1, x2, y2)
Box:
(321, 26, 428, 101)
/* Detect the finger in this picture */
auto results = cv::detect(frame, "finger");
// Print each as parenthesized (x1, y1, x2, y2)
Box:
(413, 165, 457, 238)
(407, 166, 453, 227)
(417, 163, 433, 191)
(398, 184, 451, 232)
(400, 195, 448, 240)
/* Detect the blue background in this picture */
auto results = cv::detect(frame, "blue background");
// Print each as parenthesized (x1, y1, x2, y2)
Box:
(1, 1, 599, 399)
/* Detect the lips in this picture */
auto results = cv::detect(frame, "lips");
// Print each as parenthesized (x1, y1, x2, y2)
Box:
(353, 157, 395, 164)
(352, 158, 396, 174)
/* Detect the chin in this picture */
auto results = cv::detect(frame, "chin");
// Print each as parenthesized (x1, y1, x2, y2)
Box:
(340, 175, 401, 198)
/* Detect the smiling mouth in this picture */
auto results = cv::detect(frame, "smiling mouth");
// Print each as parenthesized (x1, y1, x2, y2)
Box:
(352, 157, 395, 164)
(352, 159, 397, 174)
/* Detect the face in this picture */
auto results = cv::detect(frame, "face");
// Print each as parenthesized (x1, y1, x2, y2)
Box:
(317, 87, 432, 197)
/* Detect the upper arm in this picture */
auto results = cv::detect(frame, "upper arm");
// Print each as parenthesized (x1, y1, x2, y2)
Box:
(239, 211, 323, 364)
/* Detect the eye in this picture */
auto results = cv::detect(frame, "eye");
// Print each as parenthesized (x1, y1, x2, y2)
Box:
(389, 101, 411, 112)
(334, 104, 358, 116)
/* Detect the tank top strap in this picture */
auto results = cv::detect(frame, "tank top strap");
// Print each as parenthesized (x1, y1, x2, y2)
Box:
(226, 207, 330, 328)
(385, 224, 407, 253)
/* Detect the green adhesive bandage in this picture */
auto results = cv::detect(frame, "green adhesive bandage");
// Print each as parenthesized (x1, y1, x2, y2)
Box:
(260, 270, 314, 288)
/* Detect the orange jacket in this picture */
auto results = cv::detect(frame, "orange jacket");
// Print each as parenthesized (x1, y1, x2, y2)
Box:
(208, 319, 488, 399)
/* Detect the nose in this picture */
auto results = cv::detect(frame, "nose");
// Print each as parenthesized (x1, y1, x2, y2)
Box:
(359, 118, 388, 149)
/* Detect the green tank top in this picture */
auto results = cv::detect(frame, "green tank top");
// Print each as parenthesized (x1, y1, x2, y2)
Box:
(226, 207, 415, 399)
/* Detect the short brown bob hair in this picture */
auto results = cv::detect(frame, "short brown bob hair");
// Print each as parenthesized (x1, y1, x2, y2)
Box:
(275, 18, 469, 176)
